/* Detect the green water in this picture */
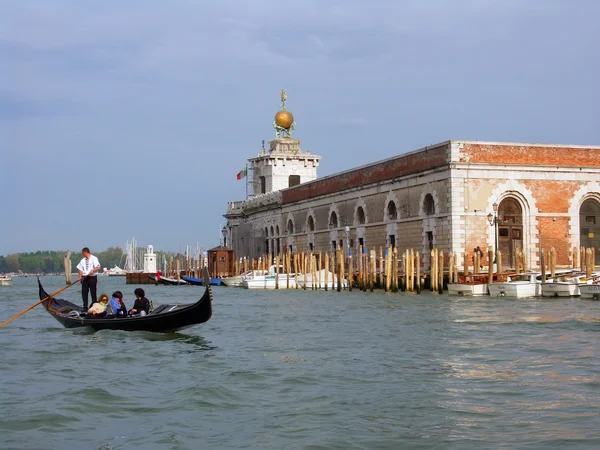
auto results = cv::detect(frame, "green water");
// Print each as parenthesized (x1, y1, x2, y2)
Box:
(1, 276, 600, 449)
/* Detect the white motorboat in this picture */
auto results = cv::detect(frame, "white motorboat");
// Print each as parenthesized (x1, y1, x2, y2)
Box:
(580, 280, 600, 300)
(541, 272, 591, 297)
(243, 265, 296, 289)
(0, 275, 12, 286)
(294, 269, 348, 290)
(488, 272, 542, 298)
(447, 274, 491, 296)
(106, 266, 127, 276)
(221, 270, 269, 287)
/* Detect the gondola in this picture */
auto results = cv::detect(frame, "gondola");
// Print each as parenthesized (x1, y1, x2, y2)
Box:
(37, 271, 212, 332)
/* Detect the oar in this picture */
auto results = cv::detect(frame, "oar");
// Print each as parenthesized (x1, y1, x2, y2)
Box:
(0, 278, 83, 328)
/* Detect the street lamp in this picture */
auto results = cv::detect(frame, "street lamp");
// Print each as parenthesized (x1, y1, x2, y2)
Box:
(221, 226, 228, 248)
(487, 202, 502, 264)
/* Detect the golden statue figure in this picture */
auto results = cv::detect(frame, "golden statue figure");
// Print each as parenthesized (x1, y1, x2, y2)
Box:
(280, 89, 287, 109)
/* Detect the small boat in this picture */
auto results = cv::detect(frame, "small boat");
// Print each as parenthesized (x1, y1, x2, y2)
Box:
(221, 270, 269, 287)
(295, 269, 348, 290)
(0, 275, 12, 286)
(37, 273, 212, 332)
(181, 276, 223, 286)
(447, 273, 507, 296)
(149, 275, 189, 285)
(580, 280, 600, 300)
(243, 265, 296, 289)
(487, 272, 542, 298)
(106, 266, 127, 276)
(541, 272, 591, 297)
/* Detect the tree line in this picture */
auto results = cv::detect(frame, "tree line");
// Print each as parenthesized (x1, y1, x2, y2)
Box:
(0, 247, 124, 274)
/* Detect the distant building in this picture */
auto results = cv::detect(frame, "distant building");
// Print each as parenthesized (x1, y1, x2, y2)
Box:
(225, 93, 600, 270)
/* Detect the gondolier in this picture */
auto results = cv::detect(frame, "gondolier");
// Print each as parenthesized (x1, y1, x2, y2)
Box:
(76, 247, 101, 311)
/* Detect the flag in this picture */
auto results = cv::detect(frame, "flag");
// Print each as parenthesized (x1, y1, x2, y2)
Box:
(236, 167, 247, 180)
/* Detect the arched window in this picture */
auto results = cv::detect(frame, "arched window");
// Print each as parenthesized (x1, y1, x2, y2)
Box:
(270, 226, 274, 236)
(387, 201, 397, 220)
(308, 215, 315, 231)
(276, 225, 280, 236)
(356, 206, 366, 225)
(329, 211, 338, 229)
(264, 227, 269, 237)
(287, 219, 294, 235)
(424, 194, 435, 216)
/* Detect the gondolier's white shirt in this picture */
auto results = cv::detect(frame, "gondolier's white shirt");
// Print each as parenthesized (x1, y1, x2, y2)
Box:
(76, 255, 101, 276)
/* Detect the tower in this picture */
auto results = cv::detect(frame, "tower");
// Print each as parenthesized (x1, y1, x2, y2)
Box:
(249, 90, 321, 195)
(143, 245, 157, 273)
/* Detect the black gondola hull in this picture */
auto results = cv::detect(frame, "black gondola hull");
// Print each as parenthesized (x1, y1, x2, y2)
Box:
(38, 278, 212, 332)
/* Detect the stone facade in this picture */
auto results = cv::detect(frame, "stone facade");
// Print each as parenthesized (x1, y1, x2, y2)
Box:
(225, 140, 600, 270)
(249, 138, 321, 195)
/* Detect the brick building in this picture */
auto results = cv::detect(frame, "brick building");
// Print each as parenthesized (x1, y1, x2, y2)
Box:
(225, 137, 600, 271)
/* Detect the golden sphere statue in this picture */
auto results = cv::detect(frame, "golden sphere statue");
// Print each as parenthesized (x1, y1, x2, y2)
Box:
(275, 110, 294, 129)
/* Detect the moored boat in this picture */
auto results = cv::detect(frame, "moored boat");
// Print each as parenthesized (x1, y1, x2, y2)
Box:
(0, 275, 12, 286)
(149, 275, 189, 285)
(37, 271, 212, 332)
(243, 265, 296, 289)
(181, 276, 223, 286)
(541, 272, 592, 297)
(295, 269, 348, 290)
(221, 270, 268, 287)
(580, 281, 600, 300)
(447, 273, 507, 296)
(487, 272, 542, 298)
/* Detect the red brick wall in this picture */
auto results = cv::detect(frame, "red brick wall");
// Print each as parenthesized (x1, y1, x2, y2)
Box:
(282, 144, 449, 204)
(461, 143, 599, 167)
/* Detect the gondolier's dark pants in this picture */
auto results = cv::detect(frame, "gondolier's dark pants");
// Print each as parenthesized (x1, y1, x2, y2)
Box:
(82, 276, 98, 309)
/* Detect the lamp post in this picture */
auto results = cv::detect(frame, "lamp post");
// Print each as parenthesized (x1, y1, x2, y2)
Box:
(487, 202, 502, 264)
(221, 225, 228, 248)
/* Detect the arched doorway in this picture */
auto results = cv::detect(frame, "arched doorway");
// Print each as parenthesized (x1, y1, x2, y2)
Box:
(580, 198, 600, 265)
(498, 198, 523, 268)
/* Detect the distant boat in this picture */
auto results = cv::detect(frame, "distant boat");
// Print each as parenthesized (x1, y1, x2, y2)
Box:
(181, 276, 223, 286)
(106, 266, 127, 276)
(243, 265, 296, 290)
(222, 270, 269, 287)
(148, 275, 189, 285)
(0, 275, 12, 286)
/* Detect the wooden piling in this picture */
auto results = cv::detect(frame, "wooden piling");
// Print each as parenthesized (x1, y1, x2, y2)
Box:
(64, 250, 72, 285)
(392, 248, 398, 292)
(586, 248, 593, 279)
(581, 246, 586, 272)
(416, 251, 421, 294)
(275, 254, 280, 289)
(438, 251, 444, 294)
(385, 248, 391, 292)
(348, 250, 353, 292)
(430, 249, 436, 292)
(454, 252, 459, 283)
(339, 250, 344, 291)
(487, 249, 493, 286)
(540, 249, 546, 283)
(550, 247, 556, 279)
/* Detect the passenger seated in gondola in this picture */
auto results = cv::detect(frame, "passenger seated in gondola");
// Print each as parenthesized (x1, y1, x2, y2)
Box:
(106, 291, 127, 318)
(88, 294, 109, 316)
(129, 288, 150, 316)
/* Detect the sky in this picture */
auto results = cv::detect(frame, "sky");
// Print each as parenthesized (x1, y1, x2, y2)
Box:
(1, 0, 599, 256)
